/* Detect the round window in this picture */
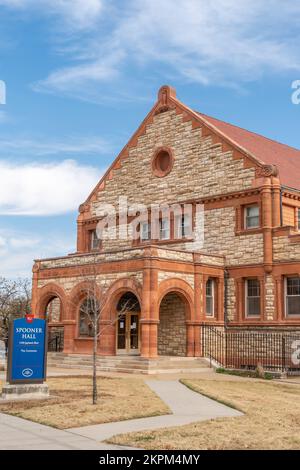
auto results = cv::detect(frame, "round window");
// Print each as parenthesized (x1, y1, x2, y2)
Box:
(152, 147, 174, 177)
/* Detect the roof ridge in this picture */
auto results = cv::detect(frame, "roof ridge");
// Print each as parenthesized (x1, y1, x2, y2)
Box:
(197, 111, 300, 155)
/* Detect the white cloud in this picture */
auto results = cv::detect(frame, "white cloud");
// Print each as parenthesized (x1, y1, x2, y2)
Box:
(0, 135, 112, 156)
(0, 0, 104, 31)
(3, 1, 300, 98)
(0, 159, 101, 215)
(29, 0, 300, 97)
(0, 229, 75, 278)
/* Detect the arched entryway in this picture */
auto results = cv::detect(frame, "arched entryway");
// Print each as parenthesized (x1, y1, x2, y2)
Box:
(46, 296, 62, 323)
(116, 292, 141, 355)
(158, 292, 188, 356)
(45, 296, 64, 351)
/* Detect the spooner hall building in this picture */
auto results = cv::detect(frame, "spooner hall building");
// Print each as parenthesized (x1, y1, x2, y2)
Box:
(32, 86, 300, 361)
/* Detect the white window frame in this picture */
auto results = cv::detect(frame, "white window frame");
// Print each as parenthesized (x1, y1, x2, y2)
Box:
(244, 205, 260, 230)
(285, 277, 300, 317)
(245, 279, 261, 317)
(91, 230, 100, 250)
(175, 213, 192, 239)
(159, 218, 170, 240)
(140, 221, 150, 241)
(206, 278, 215, 317)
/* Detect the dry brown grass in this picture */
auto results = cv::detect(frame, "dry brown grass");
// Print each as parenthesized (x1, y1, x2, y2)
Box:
(109, 377, 300, 450)
(0, 376, 170, 429)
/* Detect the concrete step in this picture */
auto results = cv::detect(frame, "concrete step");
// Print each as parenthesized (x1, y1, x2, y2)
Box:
(47, 353, 209, 374)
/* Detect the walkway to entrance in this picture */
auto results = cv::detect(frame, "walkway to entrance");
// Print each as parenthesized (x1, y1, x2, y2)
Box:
(0, 379, 242, 450)
(69, 380, 242, 444)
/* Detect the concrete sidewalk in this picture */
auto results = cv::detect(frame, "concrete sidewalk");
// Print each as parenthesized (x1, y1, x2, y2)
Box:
(0, 412, 132, 450)
(69, 380, 242, 442)
(0, 379, 242, 449)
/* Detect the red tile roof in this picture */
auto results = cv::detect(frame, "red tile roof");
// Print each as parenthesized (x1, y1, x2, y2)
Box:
(197, 112, 300, 191)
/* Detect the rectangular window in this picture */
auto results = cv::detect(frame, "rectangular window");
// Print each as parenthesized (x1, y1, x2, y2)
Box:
(175, 213, 192, 239)
(245, 205, 260, 229)
(140, 221, 151, 241)
(91, 230, 100, 250)
(159, 218, 170, 240)
(246, 279, 261, 316)
(206, 279, 214, 316)
(297, 209, 300, 231)
(286, 277, 300, 316)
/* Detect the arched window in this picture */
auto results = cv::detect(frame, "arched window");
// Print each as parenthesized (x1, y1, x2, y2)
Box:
(79, 297, 99, 337)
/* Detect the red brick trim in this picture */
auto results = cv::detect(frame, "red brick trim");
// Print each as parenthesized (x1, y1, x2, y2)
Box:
(157, 278, 194, 321)
(151, 146, 174, 178)
(34, 282, 67, 321)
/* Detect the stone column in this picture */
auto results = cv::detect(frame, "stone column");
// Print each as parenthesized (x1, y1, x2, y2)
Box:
(77, 218, 86, 253)
(236, 278, 244, 322)
(217, 276, 225, 323)
(140, 248, 159, 358)
(31, 262, 40, 317)
(194, 258, 204, 356)
(272, 178, 281, 228)
(186, 321, 195, 357)
(140, 260, 150, 357)
(149, 259, 159, 358)
(261, 179, 273, 273)
(275, 275, 284, 322)
(63, 321, 76, 353)
(99, 320, 115, 356)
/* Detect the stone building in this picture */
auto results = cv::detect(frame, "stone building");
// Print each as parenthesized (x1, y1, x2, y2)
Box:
(32, 86, 300, 359)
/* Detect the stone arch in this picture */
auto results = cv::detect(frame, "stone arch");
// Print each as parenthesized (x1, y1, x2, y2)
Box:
(68, 280, 102, 317)
(103, 277, 142, 323)
(157, 278, 194, 357)
(35, 282, 67, 321)
(157, 278, 194, 320)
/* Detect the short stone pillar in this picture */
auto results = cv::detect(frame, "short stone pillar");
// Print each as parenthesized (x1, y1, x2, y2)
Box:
(1, 383, 49, 401)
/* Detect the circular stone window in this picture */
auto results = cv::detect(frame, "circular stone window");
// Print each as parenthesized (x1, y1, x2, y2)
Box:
(152, 147, 174, 177)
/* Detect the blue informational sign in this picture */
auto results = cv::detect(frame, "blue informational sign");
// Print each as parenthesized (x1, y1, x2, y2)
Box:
(8, 317, 47, 384)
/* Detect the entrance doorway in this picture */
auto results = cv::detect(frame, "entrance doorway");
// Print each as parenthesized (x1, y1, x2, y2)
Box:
(116, 292, 140, 355)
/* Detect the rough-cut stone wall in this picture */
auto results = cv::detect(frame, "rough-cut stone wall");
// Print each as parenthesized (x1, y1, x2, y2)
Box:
(226, 278, 236, 321)
(204, 207, 264, 265)
(158, 271, 194, 289)
(265, 275, 275, 321)
(37, 271, 143, 323)
(39, 249, 144, 269)
(158, 293, 186, 356)
(91, 109, 256, 253)
(273, 236, 300, 261)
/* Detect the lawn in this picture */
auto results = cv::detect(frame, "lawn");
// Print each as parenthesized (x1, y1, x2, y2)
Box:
(0, 376, 170, 429)
(108, 377, 300, 450)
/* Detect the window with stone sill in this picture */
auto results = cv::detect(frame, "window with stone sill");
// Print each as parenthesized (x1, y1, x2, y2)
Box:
(285, 277, 300, 316)
(90, 229, 101, 250)
(244, 205, 260, 230)
(245, 279, 261, 317)
(206, 278, 215, 317)
(175, 213, 192, 239)
(140, 221, 151, 241)
(159, 218, 170, 240)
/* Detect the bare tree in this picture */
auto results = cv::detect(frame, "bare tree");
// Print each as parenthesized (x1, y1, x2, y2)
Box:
(0, 278, 31, 354)
(72, 256, 139, 405)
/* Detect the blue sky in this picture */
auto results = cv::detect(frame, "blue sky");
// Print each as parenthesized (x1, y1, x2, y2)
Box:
(1, 0, 300, 278)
